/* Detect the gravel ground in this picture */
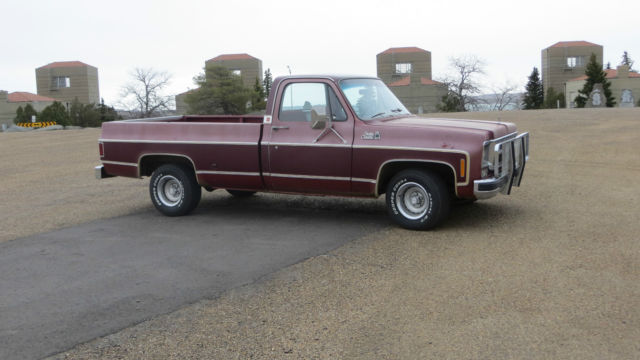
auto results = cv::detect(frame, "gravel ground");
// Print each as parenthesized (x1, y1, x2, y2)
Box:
(2, 108, 639, 359)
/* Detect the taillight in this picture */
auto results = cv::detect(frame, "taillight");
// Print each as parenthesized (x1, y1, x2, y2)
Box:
(98, 142, 104, 157)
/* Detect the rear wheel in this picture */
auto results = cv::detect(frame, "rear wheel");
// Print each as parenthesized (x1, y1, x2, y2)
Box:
(386, 169, 450, 230)
(149, 164, 201, 216)
(226, 189, 256, 198)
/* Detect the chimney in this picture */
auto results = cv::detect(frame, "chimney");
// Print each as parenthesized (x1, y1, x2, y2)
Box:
(0, 90, 7, 102)
(617, 65, 630, 79)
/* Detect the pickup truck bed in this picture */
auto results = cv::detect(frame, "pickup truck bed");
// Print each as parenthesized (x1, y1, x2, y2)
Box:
(100, 115, 266, 190)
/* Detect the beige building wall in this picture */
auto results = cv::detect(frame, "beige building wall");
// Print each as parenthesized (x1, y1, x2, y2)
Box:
(388, 82, 448, 113)
(541, 41, 603, 98)
(36, 61, 100, 105)
(377, 47, 432, 84)
(205, 54, 263, 88)
(175, 91, 189, 115)
(565, 65, 640, 108)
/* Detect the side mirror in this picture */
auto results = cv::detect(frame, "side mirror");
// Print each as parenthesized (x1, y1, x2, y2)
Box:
(311, 119, 326, 130)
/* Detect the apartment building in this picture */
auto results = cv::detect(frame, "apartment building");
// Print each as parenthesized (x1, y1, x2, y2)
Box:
(376, 47, 447, 113)
(541, 41, 603, 99)
(36, 61, 100, 105)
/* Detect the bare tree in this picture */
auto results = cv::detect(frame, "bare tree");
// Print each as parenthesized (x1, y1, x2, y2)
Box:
(120, 68, 173, 118)
(490, 83, 520, 111)
(438, 55, 485, 112)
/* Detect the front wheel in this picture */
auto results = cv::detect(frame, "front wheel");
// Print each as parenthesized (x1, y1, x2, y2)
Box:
(386, 169, 450, 230)
(149, 164, 201, 216)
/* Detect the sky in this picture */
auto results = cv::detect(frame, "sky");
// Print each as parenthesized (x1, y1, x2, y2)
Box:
(2, 0, 639, 107)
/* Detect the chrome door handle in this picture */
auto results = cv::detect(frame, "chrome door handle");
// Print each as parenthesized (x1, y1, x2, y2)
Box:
(272, 126, 289, 130)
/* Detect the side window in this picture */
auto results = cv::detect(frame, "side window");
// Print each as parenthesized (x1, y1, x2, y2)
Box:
(327, 87, 347, 122)
(279, 83, 328, 122)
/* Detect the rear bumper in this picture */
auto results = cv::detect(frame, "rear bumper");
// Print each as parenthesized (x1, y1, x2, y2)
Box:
(474, 132, 529, 200)
(95, 165, 114, 179)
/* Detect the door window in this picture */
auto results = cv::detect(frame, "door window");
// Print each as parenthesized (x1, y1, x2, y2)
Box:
(279, 83, 347, 122)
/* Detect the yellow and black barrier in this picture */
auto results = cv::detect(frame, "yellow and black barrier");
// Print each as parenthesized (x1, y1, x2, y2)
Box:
(17, 122, 58, 128)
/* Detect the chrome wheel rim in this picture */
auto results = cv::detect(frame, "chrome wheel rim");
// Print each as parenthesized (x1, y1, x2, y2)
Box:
(157, 175, 183, 207)
(395, 182, 429, 220)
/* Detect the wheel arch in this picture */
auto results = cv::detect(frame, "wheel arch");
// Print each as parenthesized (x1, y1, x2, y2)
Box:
(376, 160, 457, 197)
(138, 153, 198, 179)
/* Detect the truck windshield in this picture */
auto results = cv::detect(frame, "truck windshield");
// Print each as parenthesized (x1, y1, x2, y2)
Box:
(339, 79, 411, 120)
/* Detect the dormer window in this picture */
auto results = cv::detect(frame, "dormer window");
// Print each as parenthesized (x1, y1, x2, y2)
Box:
(52, 76, 70, 89)
(395, 63, 412, 74)
(566, 56, 585, 68)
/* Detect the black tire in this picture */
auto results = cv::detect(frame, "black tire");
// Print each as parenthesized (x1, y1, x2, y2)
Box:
(149, 164, 201, 216)
(386, 169, 450, 230)
(226, 189, 256, 198)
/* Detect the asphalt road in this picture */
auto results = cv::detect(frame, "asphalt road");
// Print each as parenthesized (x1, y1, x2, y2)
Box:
(0, 195, 387, 360)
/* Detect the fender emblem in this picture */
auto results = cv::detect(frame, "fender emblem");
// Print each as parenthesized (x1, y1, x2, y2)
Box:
(361, 131, 381, 140)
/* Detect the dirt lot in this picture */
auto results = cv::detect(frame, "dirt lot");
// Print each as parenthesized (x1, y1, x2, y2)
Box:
(2, 108, 639, 359)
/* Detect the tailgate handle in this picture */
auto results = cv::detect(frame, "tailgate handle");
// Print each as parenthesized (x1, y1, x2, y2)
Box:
(272, 126, 289, 131)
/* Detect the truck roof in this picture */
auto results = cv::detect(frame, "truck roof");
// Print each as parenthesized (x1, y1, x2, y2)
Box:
(273, 74, 380, 83)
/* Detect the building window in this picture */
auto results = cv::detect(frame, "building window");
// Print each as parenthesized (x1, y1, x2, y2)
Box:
(232, 70, 242, 76)
(395, 63, 412, 74)
(566, 56, 585, 68)
(52, 76, 70, 89)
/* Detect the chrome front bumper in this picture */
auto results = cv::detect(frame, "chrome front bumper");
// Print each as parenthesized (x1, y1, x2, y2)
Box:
(94, 165, 114, 179)
(474, 132, 529, 199)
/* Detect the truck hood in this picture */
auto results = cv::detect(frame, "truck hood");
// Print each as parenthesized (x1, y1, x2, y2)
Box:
(377, 116, 517, 139)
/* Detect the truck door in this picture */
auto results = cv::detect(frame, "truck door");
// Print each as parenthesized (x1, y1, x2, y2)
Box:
(265, 80, 353, 194)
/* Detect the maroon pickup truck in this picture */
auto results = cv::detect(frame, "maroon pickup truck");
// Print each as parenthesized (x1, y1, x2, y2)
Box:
(96, 75, 528, 230)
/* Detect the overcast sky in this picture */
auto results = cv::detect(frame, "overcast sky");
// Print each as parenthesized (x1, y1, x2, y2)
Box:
(3, 0, 639, 106)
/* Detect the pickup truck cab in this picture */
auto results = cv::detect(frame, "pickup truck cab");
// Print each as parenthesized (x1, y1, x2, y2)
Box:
(96, 75, 529, 230)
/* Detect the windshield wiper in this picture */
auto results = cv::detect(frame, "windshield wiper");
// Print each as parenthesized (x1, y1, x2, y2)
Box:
(390, 108, 405, 113)
(371, 112, 387, 118)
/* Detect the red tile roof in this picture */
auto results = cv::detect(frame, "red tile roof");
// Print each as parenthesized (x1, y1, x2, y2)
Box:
(379, 47, 428, 55)
(207, 53, 257, 62)
(549, 41, 600, 48)
(38, 61, 91, 69)
(389, 76, 411, 86)
(7, 92, 57, 102)
(568, 69, 640, 82)
(420, 77, 443, 85)
(388, 77, 444, 87)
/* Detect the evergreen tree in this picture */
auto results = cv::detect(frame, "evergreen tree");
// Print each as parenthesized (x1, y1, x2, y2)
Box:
(14, 106, 25, 124)
(522, 67, 544, 109)
(251, 78, 266, 111)
(69, 98, 102, 127)
(18, 104, 38, 123)
(263, 69, 273, 97)
(544, 87, 565, 109)
(621, 51, 634, 70)
(262, 69, 273, 97)
(575, 53, 615, 108)
(39, 101, 70, 126)
(185, 65, 251, 115)
(436, 93, 462, 112)
(98, 98, 120, 123)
